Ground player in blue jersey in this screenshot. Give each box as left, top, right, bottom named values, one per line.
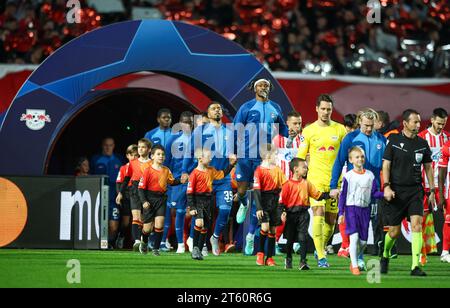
left=144, top=108, right=173, bottom=149
left=90, top=137, right=123, bottom=249
left=160, top=111, right=194, bottom=253
left=233, top=79, right=290, bottom=225
left=182, top=102, right=235, bottom=256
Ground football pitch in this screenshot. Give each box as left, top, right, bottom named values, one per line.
left=0, top=249, right=449, bottom=288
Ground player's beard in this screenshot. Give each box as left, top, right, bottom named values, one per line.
left=258, top=89, right=269, bottom=100
left=213, top=112, right=222, bottom=122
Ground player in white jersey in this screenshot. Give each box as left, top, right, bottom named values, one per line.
left=272, top=111, right=303, bottom=254
left=417, top=108, right=449, bottom=264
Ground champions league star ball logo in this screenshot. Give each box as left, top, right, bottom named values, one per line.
left=20, top=109, right=51, bottom=131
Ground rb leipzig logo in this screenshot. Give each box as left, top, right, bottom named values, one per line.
left=20, top=109, right=51, bottom=131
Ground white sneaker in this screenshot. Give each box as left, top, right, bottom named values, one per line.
left=187, top=237, right=193, bottom=253
left=210, top=236, right=220, bottom=256
left=133, top=240, right=141, bottom=252
left=202, top=246, right=208, bottom=257
left=176, top=243, right=185, bottom=254
left=441, top=253, right=450, bottom=263
left=326, top=245, right=335, bottom=255
left=165, top=240, right=172, bottom=250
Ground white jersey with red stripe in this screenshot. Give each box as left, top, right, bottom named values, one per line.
left=418, top=129, right=450, bottom=189
left=438, top=139, right=450, bottom=199
left=272, top=134, right=303, bottom=179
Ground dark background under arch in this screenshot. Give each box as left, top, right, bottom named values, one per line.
left=47, top=88, right=198, bottom=175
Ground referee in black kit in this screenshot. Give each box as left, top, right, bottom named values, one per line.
left=380, top=109, right=435, bottom=277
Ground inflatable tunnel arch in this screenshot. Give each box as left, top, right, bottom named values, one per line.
left=0, top=20, right=293, bottom=175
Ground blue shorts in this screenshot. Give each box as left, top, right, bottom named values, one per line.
left=214, top=189, right=234, bottom=210
left=235, top=159, right=261, bottom=183
left=166, top=186, right=173, bottom=208
left=169, top=184, right=188, bottom=209
left=109, top=202, right=120, bottom=221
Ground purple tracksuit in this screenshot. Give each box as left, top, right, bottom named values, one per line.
left=338, top=169, right=384, bottom=241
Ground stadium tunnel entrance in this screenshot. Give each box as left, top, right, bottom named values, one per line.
left=0, top=20, right=292, bottom=176
left=46, top=87, right=199, bottom=175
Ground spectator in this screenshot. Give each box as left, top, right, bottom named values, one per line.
left=74, top=156, right=90, bottom=176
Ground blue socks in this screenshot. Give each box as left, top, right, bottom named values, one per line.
left=161, top=206, right=172, bottom=244
left=213, top=208, right=231, bottom=238
left=175, top=208, right=186, bottom=243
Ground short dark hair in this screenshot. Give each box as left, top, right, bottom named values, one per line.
left=432, top=108, right=448, bottom=119
left=343, top=113, right=357, bottom=128
left=180, top=111, right=194, bottom=120
left=402, top=109, right=420, bottom=122
left=207, top=101, right=222, bottom=111
left=377, top=110, right=390, bottom=127
left=289, top=157, right=306, bottom=173
left=287, top=110, right=302, bottom=120
left=126, top=144, right=138, bottom=155
left=75, top=156, right=89, bottom=172
left=316, top=94, right=334, bottom=107
left=151, top=144, right=165, bottom=156
left=157, top=108, right=171, bottom=118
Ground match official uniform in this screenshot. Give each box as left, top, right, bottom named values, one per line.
left=382, top=133, right=432, bottom=226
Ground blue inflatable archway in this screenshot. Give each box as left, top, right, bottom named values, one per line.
left=0, top=20, right=293, bottom=175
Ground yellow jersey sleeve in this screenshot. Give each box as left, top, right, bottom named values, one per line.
left=297, top=125, right=311, bottom=159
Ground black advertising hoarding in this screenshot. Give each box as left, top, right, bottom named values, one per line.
left=1, top=176, right=108, bottom=250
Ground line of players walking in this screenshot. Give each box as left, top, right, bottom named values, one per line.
left=102, top=80, right=449, bottom=277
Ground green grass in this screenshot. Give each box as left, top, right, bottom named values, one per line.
left=0, top=249, right=448, bottom=288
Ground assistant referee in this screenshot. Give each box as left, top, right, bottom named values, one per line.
left=380, top=109, right=435, bottom=277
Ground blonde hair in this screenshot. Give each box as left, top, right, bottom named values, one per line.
left=348, top=146, right=365, bottom=157
left=260, top=143, right=276, bottom=159
left=357, top=108, right=379, bottom=123
left=194, top=147, right=211, bottom=159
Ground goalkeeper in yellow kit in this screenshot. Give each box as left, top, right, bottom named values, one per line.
left=297, top=94, right=347, bottom=267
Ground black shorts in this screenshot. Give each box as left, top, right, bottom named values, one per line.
left=129, top=181, right=141, bottom=211
left=192, top=194, right=214, bottom=228
left=284, top=207, right=310, bottom=241
left=142, top=192, right=167, bottom=224
left=259, top=192, right=283, bottom=227
left=382, top=185, right=424, bottom=226
left=120, top=192, right=132, bottom=217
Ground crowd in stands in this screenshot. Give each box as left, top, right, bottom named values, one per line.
left=1, top=0, right=449, bottom=77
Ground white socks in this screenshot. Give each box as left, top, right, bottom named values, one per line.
left=349, top=233, right=359, bottom=267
